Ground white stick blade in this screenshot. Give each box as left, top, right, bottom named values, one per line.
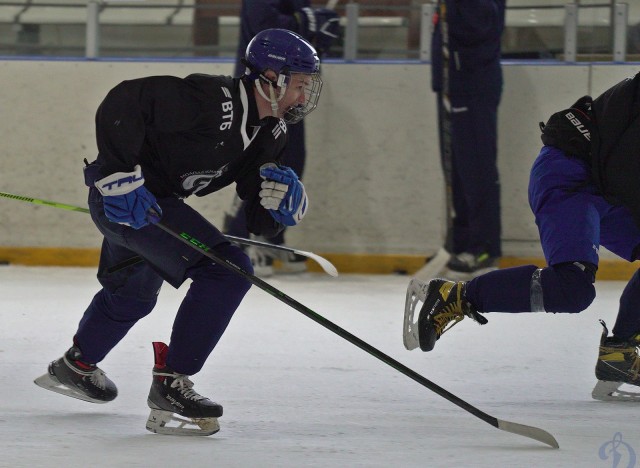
left=497, top=419, right=559, bottom=449
left=295, top=250, right=339, bottom=277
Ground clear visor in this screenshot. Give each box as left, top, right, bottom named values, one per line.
left=283, top=72, right=323, bottom=124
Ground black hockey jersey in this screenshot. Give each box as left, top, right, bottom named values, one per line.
left=93, top=74, right=288, bottom=236
left=591, top=72, right=640, bottom=225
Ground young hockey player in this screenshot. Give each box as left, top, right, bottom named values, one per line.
left=404, top=72, right=640, bottom=401
left=34, top=28, right=322, bottom=435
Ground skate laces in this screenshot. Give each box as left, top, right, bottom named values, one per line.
left=432, top=283, right=487, bottom=337
left=600, top=343, right=640, bottom=379
left=170, top=374, right=206, bottom=401
left=63, top=355, right=108, bottom=389
left=90, top=369, right=108, bottom=389
left=432, top=301, right=465, bottom=337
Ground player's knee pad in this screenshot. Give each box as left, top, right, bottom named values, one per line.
left=531, top=262, right=596, bottom=313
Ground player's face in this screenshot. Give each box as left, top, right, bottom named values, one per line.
left=278, top=73, right=312, bottom=117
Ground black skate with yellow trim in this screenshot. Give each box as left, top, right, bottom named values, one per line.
left=592, top=320, right=640, bottom=401
left=404, top=278, right=487, bottom=352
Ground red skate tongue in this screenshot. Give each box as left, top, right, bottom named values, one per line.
left=152, top=341, right=169, bottom=369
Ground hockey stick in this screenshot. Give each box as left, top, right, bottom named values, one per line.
left=224, top=234, right=337, bottom=277
left=152, top=216, right=559, bottom=449
left=0, top=191, right=338, bottom=277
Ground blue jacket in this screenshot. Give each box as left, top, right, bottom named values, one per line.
left=431, top=0, right=505, bottom=95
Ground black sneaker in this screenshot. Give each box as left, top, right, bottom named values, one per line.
left=34, top=346, right=117, bottom=403
left=445, top=252, right=499, bottom=280
left=592, top=320, right=640, bottom=401
left=417, top=279, right=488, bottom=352
left=146, top=342, right=222, bottom=436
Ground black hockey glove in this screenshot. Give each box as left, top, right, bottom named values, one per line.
left=539, top=96, right=593, bottom=161
left=296, top=7, right=340, bottom=55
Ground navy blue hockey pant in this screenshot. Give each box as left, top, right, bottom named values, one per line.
left=74, top=187, right=252, bottom=375
left=465, top=146, right=640, bottom=338
left=440, top=91, right=502, bottom=257
left=225, top=120, right=305, bottom=244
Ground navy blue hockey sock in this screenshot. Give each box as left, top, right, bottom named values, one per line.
left=465, top=265, right=537, bottom=312
left=465, top=263, right=595, bottom=313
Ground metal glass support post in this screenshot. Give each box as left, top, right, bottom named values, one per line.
left=613, top=3, right=629, bottom=62
left=344, top=2, right=359, bottom=62
left=419, top=3, right=435, bottom=62
left=564, top=3, right=578, bottom=63
left=85, top=0, right=100, bottom=58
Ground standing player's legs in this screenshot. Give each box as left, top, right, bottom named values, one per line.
left=227, top=122, right=307, bottom=275
left=449, top=92, right=501, bottom=260
left=266, top=121, right=305, bottom=247
left=224, top=121, right=306, bottom=244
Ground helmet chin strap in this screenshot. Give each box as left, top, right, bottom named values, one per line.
left=255, top=76, right=287, bottom=118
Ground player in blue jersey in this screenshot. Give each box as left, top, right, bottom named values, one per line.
left=404, top=72, right=640, bottom=402
left=34, top=29, right=323, bottom=435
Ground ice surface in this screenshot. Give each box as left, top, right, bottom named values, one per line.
left=1, top=266, right=639, bottom=467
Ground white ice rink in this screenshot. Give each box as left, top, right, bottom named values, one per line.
left=1, top=265, right=639, bottom=468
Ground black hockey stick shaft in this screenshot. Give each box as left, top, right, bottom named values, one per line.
left=153, top=218, right=559, bottom=448
left=0, top=191, right=337, bottom=276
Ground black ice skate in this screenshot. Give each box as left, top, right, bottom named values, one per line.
left=403, top=278, right=487, bottom=351
left=592, top=320, right=640, bottom=401
left=33, top=346, right=117, bottom=403
left=146, top=342, right=223, bottom=436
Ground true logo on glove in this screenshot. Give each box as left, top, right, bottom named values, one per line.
left=99, top=173, right=143, bottom=191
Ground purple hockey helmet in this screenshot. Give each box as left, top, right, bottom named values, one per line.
left=243, top=28, right=322, bottom=123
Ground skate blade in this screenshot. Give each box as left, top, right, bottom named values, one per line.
left=403, top=278, right=430, bottom=350
left=146, top=409, right=220, bottom=436
left=34, top=372, right=109, bottom=404
left=592, top=380, right=640, bottom=401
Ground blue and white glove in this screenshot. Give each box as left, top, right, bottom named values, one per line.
left=94, top=164, right=162, bottom=230
left=259, top=163, right=308, bottom=226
